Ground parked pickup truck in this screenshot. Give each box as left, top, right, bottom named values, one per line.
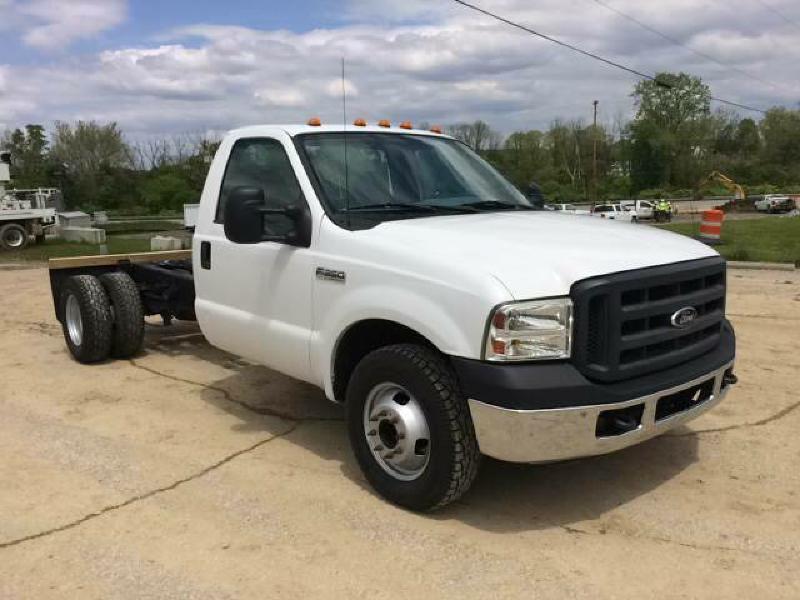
left=47, top=123, right=737, bottom=511
left=754, top=194, right=796, bottom=214
left=545, top=203, right=591, bottom=215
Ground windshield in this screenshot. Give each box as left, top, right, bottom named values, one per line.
left=296, top=133, right=530, bottom=224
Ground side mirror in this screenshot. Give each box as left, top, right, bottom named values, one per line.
left=224, top=187, right=312, bottom=247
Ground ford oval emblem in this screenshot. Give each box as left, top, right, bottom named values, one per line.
left=671, top=306, right=698, bottom=328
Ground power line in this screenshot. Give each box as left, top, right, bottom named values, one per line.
left=591, top=0, right=784, bottom=91
left=449, top=0, right=768, bottom=114
left=754, top=0, right=800, bottom=31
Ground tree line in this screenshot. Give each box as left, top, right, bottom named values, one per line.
left=1, top=122, right=220, bottom=214
left=2, top=72, right=799, bottom=213
left=452, top=72, right=800, bottom=202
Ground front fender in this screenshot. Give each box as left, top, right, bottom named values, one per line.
left=312, top=284, right=493, bottom=401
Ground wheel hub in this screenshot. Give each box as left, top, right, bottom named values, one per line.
left=363, top=383, right=430, bottom=481
left=65, top=293, right=84, bottom=347
left=3, top=228, right=25, bottom=248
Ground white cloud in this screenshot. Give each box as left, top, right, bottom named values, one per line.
left=13, top=0, right=126, bottom=49
left=255, top=87, right=306, bottom=108
left=1, top=0, right=799, bottom=137
left=325, top=79, right=359, bottom=98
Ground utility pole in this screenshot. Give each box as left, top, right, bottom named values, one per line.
left=592, top=100, right=599, bottom=207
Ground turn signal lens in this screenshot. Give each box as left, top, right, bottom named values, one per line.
left=353, top=118, right=367, bottom=126
left=430, top=125, right=443, bottom=134
left=307, top=117, right=322, bottom=126
left=378, top=119, right=391, bottom=128
left=491, top=340, right=507, bottom=355
left=399, top=121, right=413, bottom=130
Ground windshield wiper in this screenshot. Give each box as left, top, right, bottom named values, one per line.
left=341, top=203, right=477, bottom=214
left=341, top=203, right=436, bottom=213
left=459, top=200, right=535, bottom=211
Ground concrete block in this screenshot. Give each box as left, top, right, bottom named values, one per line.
left=150, top=235, right=183, bottom=251
left=93, top=211, right=109, bottom=224
left=59, top=211, right=91, bottom=228
left=62, top=227, right=107, bottom=244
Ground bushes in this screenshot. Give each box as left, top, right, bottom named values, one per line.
left=140, top=170, right=198, bottom=214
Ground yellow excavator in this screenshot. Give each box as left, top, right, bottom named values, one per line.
left=697, top=171, right=746, bottom=205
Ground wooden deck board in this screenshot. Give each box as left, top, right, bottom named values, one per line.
left=48, top=250, right=192, bottom=270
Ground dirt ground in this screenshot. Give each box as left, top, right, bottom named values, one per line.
left=0, top=266, right=798, bottom=599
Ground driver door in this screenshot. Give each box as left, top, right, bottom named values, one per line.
left=194, top=135, right=315, bottom=382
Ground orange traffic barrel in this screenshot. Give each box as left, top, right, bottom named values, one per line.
left=699, top=209, right=724, bottom=242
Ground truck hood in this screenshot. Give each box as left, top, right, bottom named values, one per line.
left=370, top=212, right=718, bottom=299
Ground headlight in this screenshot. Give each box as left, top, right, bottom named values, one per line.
left=485, top=298, right=573, bottom=361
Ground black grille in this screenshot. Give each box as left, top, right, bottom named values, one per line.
left=572, top=257, right=727, bottom=382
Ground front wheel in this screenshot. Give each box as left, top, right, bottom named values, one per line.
left=346, top=344, right=481, bottom=511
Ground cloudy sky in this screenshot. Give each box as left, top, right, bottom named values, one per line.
left=0, top=0, right=798, bottom=139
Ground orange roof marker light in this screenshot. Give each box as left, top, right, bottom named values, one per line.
left=353, top=118, right=367, bottom=127
left=430, top=125, right=443, bottom=134
left=378, top=119, right=391, bottom=128
left=307, top=117, right=322, bottom=126
left=399, top=121, right=413, bottom=130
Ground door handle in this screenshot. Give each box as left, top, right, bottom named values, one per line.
left=200, top=241, right=211, bottom=269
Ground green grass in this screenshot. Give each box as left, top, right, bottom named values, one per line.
left=658, top=216, right=800, bottom=266
left=1, top=236, right=152, bottom=262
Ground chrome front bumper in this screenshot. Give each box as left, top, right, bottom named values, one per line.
left=468, top=362, right=734, bottom=463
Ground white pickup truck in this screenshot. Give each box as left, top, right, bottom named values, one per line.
left=47, top=123, right=737, bottom=510
left=754, top=194, right=796, bottom=213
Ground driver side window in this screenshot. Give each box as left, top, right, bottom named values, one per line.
left=216, top=138, right=303, bottom=231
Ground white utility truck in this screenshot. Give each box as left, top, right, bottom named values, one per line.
left=0, top=151, right=58, bottom=250
left=47, top=123, right=737, bottom=510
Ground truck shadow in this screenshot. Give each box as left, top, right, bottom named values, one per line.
left=441, top=435, right=699, bottom=533
left=143, top=322, right=700, bottom=533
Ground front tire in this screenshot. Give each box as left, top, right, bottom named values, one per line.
left=60, top=275, right=113, bottom=363
left=346, top=344, right=480, bottom=511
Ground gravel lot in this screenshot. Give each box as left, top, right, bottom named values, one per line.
left=0, top=265, right=798, bottom=599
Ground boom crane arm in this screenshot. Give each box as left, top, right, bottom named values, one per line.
left=697, top=171, right=746, bottom=204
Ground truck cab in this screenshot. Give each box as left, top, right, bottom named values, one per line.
left=50, top=122, right=737, bottom=511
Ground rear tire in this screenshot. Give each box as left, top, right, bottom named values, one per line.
left=100, top=271, right=145, bottom=358
left=60, top=275, right=113, bottom=363
left=0, top=224, right=29, bottom=250
left=346, top=344, right=481, bottom=511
